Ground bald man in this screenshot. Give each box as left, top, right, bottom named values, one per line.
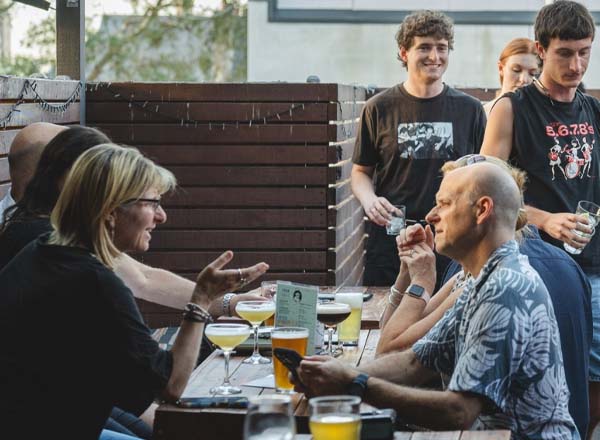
left=293, top=163, right=578, bottom=438
left=0, top=122, right=66, bottom=222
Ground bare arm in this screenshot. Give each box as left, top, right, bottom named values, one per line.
left=480, top=97, right=514, bottom=160
left=351, top=164, right=394, bottom=226
left=162, top=251, right=268, bottom=401
left=377, top=274, right=461, bottom=355
left=297, top=351, right=483, bottom=430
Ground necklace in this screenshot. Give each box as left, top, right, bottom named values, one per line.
left=533, top=77, right=555, bottom=106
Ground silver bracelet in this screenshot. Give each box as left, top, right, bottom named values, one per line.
left=388, top=285, right=403, bottom=307
left=222, top=293, right=236, bottom=316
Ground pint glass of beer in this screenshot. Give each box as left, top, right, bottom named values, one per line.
left=271, top=327, right=309, bottom=393
left=309, top=395, right=361, bottom=440
left=335, top=292, right=363, bottom=346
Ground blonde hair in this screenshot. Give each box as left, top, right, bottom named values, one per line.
left=441, top=155, right=528, bottom=233
left=49, top=143, right=176, bottom=268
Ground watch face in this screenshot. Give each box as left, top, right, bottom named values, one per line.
left=407, top=284, right=425, bottom=297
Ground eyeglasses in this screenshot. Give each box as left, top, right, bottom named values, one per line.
left=121, top=198, right=162, bottom=212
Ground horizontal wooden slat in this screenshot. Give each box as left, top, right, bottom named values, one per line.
left=0, top=130, right=18, bottom=155
left=87, top=82, right=364, bottom=102
left=0, top=77, right=81, bottom=100
left=0, top=103, right=80, bottom=128
left=138, top=144, right=331, bottom=165
left=164, top=187, right=326, bottom=208
left=0, top=157, right=9, bottom=182
left=149, top=230, right=328, bottom=250
left=169, top=165, right=328, bottom=186
left=174, top=272, right=330, bottom=289
left=138, top=251, right=327, bottom=271
left=94, top=123, right=335, bottom=145
left=159, top=208, right=326, bottom=229
left=87, top=102, right=330, bottom=123
left=0, top=183, right=9, bottom=198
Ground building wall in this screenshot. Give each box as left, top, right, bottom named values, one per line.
left=0, top=13, right=11, bottom=59
left=248, top=1, right=600, bottom=88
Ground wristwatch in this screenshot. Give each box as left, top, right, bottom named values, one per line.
left=405, top=284, right=431, bottom=304
left=347, top=373, right=369, bottom=398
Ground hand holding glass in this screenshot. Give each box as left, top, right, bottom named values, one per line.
left=564, top=200, right=600, bottom=255
left=205, top=323, right=252, bottom=395
left=309, top=395, right=362, bottom=440
left=235, top=300, right=276, bottom=364
left=271, top=327, right=309, bottom=393
left=386, top=205, right=406, bottom=235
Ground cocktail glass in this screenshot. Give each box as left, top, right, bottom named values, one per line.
left=236, top=300, right=276, bottom=364
left=316, top=302, right=351, bottom=356
left=205, top=323, right=252, bottom=395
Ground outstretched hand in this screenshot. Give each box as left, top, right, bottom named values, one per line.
left=192, top=251, right=269, bottom=306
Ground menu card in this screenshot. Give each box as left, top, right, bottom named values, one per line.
left=274, top=281, right=319, bottom=355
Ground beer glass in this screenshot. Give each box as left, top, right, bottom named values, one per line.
left=564, top=200, right=600, bottom=255
left=205, top=323, right=252, bottom=395
left=309, top=395, right=362, bottom=440
left=243, top=395, right=296, bottom=440
left=316, top=302, right=351, bottom=356
left=386, top=204, right=406, bottom=235
left=236, top=300, right=276, bottom=364
left=335, top=292, right=363, bottom=346
left=271, top=327, right=309, bottom=393
left=261, top=281, right=277, bottom=326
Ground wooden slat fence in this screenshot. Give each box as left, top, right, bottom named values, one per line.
left=86, top=82, right=367, bottom=295
left=0, top=76, right=81, bottom=198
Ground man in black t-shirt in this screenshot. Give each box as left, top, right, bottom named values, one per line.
left=351, top=10, right=486, bottom=287
left=482, top=1, right=600, bottom=437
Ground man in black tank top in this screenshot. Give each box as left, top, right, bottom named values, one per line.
left=481, top=1, right=599, bottom=437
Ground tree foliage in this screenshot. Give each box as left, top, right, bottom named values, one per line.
left=2, top=0, right=247, bottom=81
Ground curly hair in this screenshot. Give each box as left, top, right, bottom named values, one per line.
left=535, top=1, right=595, bottom=49
left=395, top=10, right=454, bottom=68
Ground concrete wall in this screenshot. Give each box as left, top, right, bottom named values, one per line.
left=248, top=1, right=600, bottom=89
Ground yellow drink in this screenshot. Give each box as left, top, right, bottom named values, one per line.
left=236, top=305, right=275, bottom=325
left=205, top=326, right=251, bottom=351
left=335, top=293, right=363, bottom=344
left=271, top=327, right=308, bottom=392
left=309, top=414, right=361, bottom=440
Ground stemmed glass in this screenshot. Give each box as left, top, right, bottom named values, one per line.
left=316, top=302, right=351, bottom=356
left=235, top=300, right=276, bottom=364
left=204, top=323, right=252, bottom=395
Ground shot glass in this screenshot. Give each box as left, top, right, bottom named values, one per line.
left=386, top=205, right=406, bottom=235
left=564, top=200, right=600, bottom=255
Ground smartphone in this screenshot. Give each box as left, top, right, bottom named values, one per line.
left=273, top=347, right=304, bottom=386
left=176, top=396, right=249, bottom=409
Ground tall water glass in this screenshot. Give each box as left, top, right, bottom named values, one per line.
left=309, top=395, right=362, bottom=440
left=335, top=291, right=363, bottom=346
left=564, top=200, right=600, bottom=255
left=243, top=395, right=296, bottom=440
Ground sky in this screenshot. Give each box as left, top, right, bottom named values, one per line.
left=9, top=0, right=225, bottom=55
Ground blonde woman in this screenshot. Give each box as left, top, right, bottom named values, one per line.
left=0, top=144, right=268, bottom=438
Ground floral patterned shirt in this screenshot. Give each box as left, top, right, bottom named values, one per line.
left=413, top=241, right=578, bottom=439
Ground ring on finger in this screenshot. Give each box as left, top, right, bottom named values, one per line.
left=237, top=268, right=247, bottom=284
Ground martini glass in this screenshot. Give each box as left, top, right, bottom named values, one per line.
left=316, top=302, right=351, bottom=356
left=236, top=300, right=276, bottom=364
left=205, top=323, right=252, bottom=395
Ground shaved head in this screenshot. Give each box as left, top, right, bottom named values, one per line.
left=8, top=123, right=66, bottom=201
left=451, top=162, right=522, bottom=231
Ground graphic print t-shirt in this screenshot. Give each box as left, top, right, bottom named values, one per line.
left=510, top=84, right=600, bottom=273
left=353, top=84, right=486, bottom=220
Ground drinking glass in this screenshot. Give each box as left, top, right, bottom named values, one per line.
left=235, top=300, right=276, bottom=364
left=335, top=291, right=363, bottom=346
left=261, top=281, right=278, bottom=326
left=564, top=200, right=600, bottom=255
left=316, top=302, right=351, bottom=356
left=205, top=323, right=252, bottom=395
left=309, top=395, right=362, bottom=440
left=271, top=327, right=309, bottom=393
left=243, top=395, right=296, bottom=440
left=386, top=204, right=406, bottom=235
